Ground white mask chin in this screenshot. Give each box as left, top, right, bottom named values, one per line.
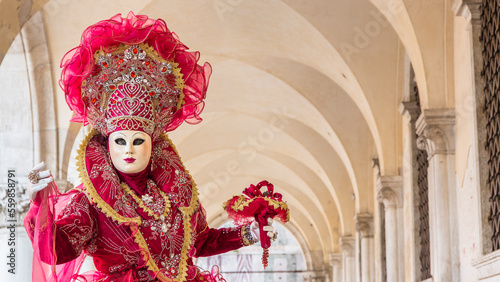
left=108, top=130, right=152, bottom=174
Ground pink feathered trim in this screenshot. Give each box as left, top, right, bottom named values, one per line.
left=60, top=11, right=211, bottom=132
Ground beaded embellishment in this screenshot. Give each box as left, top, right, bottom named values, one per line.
left=121, top=180, right=171, bottom=225
left=81, top=43, right=185, bottom=138
left=241, top=224, right=258, bottom=246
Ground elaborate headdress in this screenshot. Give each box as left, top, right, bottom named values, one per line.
left=60, top=12, right=211, bottom=139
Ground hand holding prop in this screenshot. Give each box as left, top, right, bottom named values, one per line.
left=223, top=180, right=290, bottom=268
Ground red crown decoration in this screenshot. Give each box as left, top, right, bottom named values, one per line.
left=82, top=44, right=184, bottom=137
left=60, top=12, right=211, bottom=137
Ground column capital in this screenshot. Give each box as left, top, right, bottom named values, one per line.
left=340, top=236, right=355, bottom=257
left=0, top=183, right=31, bottom=227
left=452, top=0, right=481, bottom=24
left=416, top=109, right=455, bottom=157
left=329, top=252, right=343, bottom=267
left=399, top=101, right=420, bottom=121
left=355, top=213, right=374, bottom=238
left=376, top=175, right=403, bottom=208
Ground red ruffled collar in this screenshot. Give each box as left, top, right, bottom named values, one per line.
left=77, top=130, right=197, bottom=221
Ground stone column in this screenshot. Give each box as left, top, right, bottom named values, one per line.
left=377, top=176, right=403, bottom=282
left=355, top=214, right=374, bottom=282
left=399, top=100, right=423, bottom=281
left=20, top=12, right=59, bottom=177
left=329, top=253, right=343, bottom=282
left=455, top=0, right=492, bottom=254
left=416, top=109, right=457, bottom=282
left=340, top=236, right=355, bottom=282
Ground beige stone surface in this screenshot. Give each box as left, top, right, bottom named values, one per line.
left=0, top=0, right=497, bottom=280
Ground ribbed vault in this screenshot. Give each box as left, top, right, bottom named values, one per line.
left=0, top=0, right=454, bottom=269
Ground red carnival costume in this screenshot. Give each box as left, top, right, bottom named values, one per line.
left=24, top=13, right=256, bottom=282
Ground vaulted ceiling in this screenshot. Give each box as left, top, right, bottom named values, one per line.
left=0, top=0, right=455, bottom=265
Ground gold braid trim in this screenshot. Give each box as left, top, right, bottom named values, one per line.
left=161, top=133, right=200, bottom=282
left=76, top=129, right=142, bottom=225
left=77, top=130, right=200, bottom=282
left=121, top=182, right=171, bottom=220
left=77, top=130, right=173, bottom=281
left=161, top=133, right=200, bottom=217
left=224, top=195, right=290, bottom=222
left=240, top=224, right=257, bottom=246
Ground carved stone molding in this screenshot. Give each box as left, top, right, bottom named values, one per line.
left=355, top=213, right=374, bottom=238
left=329, top=252, right=343, bottom=267
left=340, top=236, right=355, bottom=257
left=399, top=101, right=420, bottom=121
left=0, top=183, right=31, bottom=227
left=416, top=109, right=455, bottom=157
left=453, top=0, right=481, bottom=24
left=376, top=175, right=403, bottom=208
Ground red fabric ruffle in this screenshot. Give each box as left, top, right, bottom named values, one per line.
left=59, top=11, right=211, bottom=132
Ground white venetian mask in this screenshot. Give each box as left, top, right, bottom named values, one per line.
left=108, top=130, right=152, bottom=174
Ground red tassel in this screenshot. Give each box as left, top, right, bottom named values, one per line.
left=262, top=248, right=269, bottom=268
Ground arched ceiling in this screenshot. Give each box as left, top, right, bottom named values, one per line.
left=0, top=0, right=454, bottom=265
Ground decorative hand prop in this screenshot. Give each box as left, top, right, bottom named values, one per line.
left=250, top=218, right=275, bottom=243
left=27, top=162, right=54, bottom=200
left=224, top=180, right=290, bottom=268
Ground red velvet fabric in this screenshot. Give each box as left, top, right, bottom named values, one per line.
left=26, top=184, right=246, bottom=281
left=24, top=133, right=247, bottom=281
left=115, top=161, right=151, bottom=195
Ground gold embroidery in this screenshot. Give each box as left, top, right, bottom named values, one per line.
left=121, top=182, right=171, bottom=221
left=223, top=195, right=291, bottom=222
left=162, top=133, right=200, bottom=282
left=240, top=225, right=256, bottom=246
left=76, top=129, right=200, bottom=282
left=76, top=129, right=141, bottom=225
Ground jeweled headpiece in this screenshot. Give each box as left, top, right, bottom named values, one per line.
left=60, top=12, right=211, bottom=139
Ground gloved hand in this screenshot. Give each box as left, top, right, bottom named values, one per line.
left=250, top=218, right=276, bottom=242
left=27, top=162, right=53, bottom=200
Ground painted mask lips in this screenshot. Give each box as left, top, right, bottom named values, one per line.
left=124, top=158, right=136, bottom=163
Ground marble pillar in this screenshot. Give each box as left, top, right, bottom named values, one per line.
left=377, top=176, right=403, bottom=282
left=329, top=253, right=343, bottom=282
left=340, top=236, right=355, bottom=282
left=455, top=0, right=492, bottom=255
left=355, top=214, right=374, bottom=282
left=416, top=109, right=457, bottom=282
left=399, top=100, right=423, bottom=281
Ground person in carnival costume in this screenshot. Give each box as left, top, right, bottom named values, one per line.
left=24, top=12, right=275, bottom=282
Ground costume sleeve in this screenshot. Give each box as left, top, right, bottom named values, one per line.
left=52, top=191, right=95, bottom=263
left=24, top=185, right=95, bottom=265
left=24, top=183, right=92, bottom=282
left=190, top=203, right=255, bottom=258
